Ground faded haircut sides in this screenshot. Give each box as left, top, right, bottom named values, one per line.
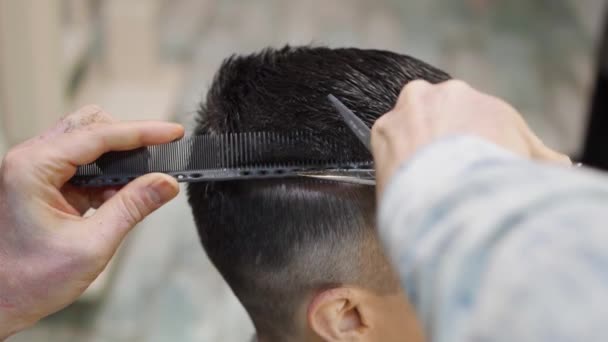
left=187, top=46, right=449, bottom=339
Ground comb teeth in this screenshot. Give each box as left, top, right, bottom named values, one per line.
left=71, top=130, right=372, bottom=186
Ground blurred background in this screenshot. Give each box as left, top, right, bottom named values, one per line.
left=0, top=0, right=605, bottom=341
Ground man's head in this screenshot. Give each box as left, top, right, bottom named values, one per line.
left=187, top=46, right=449, bottom=341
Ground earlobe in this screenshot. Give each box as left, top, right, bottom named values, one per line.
left=308, top=287, right=366, bottom=341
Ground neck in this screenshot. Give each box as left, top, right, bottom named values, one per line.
left=255, top=332, right=289, bottom=342
left=256, top=329, right=323, bottom=342
left=255, top=329, right=283, bottom=342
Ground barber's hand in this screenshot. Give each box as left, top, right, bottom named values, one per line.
left=0, top=105, right=184, bottom=338
left=372, top=80, right=571, bottom=196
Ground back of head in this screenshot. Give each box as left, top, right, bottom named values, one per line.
left=187, top=46, right=449, bottom=340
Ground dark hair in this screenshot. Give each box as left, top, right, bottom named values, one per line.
left=187, top=46, right=449, bottom=338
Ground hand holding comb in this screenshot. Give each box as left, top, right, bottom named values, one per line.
left=71, top=95, right=375, bottom=186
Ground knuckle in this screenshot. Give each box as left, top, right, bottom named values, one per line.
left=2, top=148, right=20, bottom=167
left=398, top=80, right=431, bottom=104
left=370, top=124, right=383, bottom=150
left=115, top=192, right=153, bottom=227
left=117, top=197, right=144, bottom=227
left=74, top=105, right=114, bottom=127
left=1, top=149, right=27, bottom=182
left=408, top=79, right=431, bottom=88
left=90, top=128, right=111, bottom=148
left=78, top=104, right=104, bottom=116
left=371, top=125, right=381, bottom=144
left=371, top=114, right=397, bottom=148
left=372, top=115, right=389, bottom=134
left=64, top=105, right=114, bottom=131
left=407, top=79, right=432, bottom=93
left=63, top=104, right=102, bottom=121
left=400, top=80, right=423, bottom=96
left=444, top=79, right=470, bottom=90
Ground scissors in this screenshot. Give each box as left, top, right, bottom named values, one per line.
left=299, top=94, right=376, bottom=185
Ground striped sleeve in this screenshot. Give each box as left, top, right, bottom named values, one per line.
left=378, top=135, right=608, bottom=342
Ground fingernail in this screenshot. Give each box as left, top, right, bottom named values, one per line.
left=149, top=177, right=178, bottom=205
left=167, top=123, right=184, bottom=131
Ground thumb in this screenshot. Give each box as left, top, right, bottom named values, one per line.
left=89, top=173, right=179, bottom=253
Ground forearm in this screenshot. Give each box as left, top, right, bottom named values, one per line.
left=378, top=136, right=608, bottom=341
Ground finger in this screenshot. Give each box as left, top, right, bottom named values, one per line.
left=16, top=106, right=116, bottom=150
left=38, top=121, right=184, bottom=187
left=394, top=79, right=432, bottom=110
left=531, top=140, right=572, bottom=165
left=88, top=173, right=179, bottom=257
left=59, top=121, right=184, bottom=164
left=517, top=118, right=572, bottom=165
left=44, top=105, right=116, bottom=139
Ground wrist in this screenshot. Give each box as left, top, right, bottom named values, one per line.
left=0, top=269, right=35, bottom=339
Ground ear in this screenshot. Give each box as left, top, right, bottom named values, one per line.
left=307, top=287, right=367, bottom=341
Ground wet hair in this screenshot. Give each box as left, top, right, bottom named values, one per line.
left=187, top=46, right=449, bottom=339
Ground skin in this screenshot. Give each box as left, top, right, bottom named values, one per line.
left=0, top=105, right=184, bottom=339
left=252, top=285, right=423, bottom=342
left=305, top=287, right=424, bottom=342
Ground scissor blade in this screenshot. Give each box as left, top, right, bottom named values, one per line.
left=298, top=169, right=376, bottom=185
left=300, top=175, right=376, bottom=185
left=328, top=94, right=372, bottom=151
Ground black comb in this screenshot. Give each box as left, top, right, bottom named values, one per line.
left=71, top=130, right=372, bottom=187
